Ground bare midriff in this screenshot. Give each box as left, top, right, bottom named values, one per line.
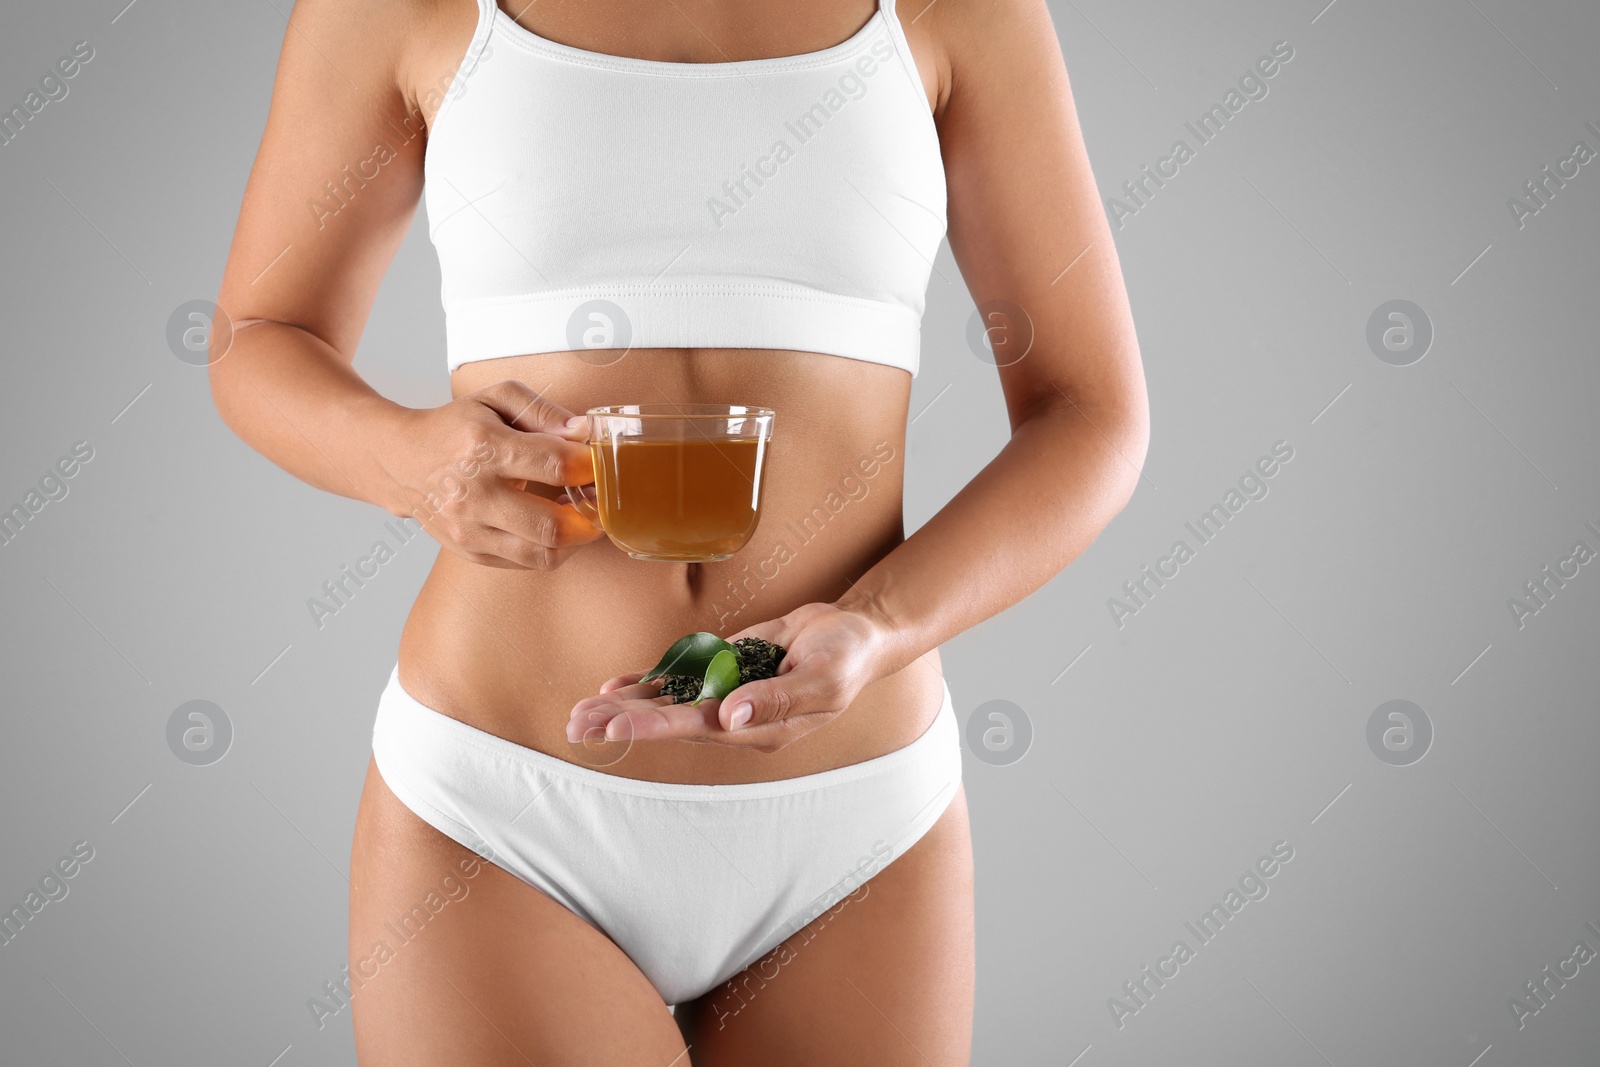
left=395, top=347, right=945, bottom=785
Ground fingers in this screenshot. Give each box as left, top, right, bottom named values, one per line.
left=579, top=701, right=815, bottom=751
left=565, top=691, right=825, bottom=750
left=448, top=523, right=593, bottom=571
left=598, top=672, right=649, bottom=694
left=440, top=544, right=538, bottom=570
left=566, top=698, right=804, bottom=750
left=573, top=679, right=661, bottom=706
left=565, top=697, right=718, bottom=744
left=484, top=483, right=606, bottom=549
left=466, top=381, right=594, bottom=489
left=717, top=663, right=847, bottom=733
left=481, top=421, right=594, bottom=488
left=387, top=382, right=609, bottom=569
left=470, top=380, right=586, bottom=439
left=566, top=632, right=856, bottom=750
left=425, top=485, right=605, bottom=568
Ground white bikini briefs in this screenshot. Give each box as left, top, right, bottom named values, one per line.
left=370, top=664, right=963, bottom=1005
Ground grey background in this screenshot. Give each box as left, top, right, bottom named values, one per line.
left=2, top=0, right=1597, bottom=1064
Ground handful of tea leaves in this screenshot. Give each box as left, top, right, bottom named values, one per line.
left=642, top=632, right=787, bottom=706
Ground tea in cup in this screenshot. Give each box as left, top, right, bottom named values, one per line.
left=564, top=404, right=775, bottom=563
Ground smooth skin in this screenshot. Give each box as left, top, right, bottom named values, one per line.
left=213, top=0, right=1148, bottom=1063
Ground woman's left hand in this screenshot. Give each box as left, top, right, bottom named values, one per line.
left=565, top=601, right=892, bottom=753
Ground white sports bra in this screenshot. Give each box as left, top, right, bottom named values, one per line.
left=424, top=0, right=947, bottom=376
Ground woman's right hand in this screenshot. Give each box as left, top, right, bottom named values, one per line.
left=368, top=380, right=607, bottom=570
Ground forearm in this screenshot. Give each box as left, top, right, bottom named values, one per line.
left=838, top=390, right=1147, bottom=675
left=210, top=321, right=410, bottom=513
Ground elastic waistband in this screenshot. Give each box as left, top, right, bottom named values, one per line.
left=373, top=664, right=958, bottom=802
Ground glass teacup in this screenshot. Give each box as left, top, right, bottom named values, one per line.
left=563, top=404, right=775, bottom=563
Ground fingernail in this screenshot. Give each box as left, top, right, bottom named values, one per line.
left=564, top=414, right=588, bottom=432
left=728, top=702, right=753, bottom=730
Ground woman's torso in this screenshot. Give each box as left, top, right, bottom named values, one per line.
left=396, top=0, right=947, bottom=785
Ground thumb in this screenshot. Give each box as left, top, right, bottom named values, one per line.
left=719, top=673, right=818, bottom=732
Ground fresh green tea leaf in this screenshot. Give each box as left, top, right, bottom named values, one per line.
left=641, top=631, right=737, bottom=683
left=692, top=649, right=743, bottom=706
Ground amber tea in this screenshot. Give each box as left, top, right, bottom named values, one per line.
left=589, top=438, right=766, bottom=561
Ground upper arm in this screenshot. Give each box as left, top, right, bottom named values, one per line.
left=217, top=0, right=471, bottom=358
left=926, top=0, right=1148, bottom=440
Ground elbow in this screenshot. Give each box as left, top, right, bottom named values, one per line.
left=1103, top=341, right=1151, bottom=512
left=207, top=354, right=245, bottom=441
left=1042, top=368, right=1150, bottom=514
left=206, top=317, right=261, bottom=443
left=1117, top=395, right=1151, bottom=507
left=1102, top=410, right=1148, bottom=519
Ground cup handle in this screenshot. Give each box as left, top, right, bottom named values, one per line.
left=563, top=484, right=602, bottom=527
